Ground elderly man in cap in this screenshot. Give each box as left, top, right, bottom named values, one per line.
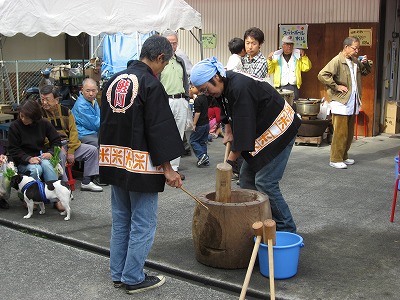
left=267, top=35, right=312, bottom=100
left=191, top=57, right=301, bottom=233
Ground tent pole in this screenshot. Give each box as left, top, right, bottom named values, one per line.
left=82, top=33, right=86, bottom=77
left=0, top=34, right=5, bottom=104
left=189, top=29, right=203, bottom=60
left=199, top=29, right=203, bottom=60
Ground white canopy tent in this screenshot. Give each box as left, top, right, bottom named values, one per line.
left=0, top=0, right=203, bottom=67
left=0, top=0, right=202, bottom=36
left=0, top=0, right=202, bottom=103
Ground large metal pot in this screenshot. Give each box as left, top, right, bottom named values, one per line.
left=277, top=89, right=294, bottom=107
left=295, top=98, right=321, bottom=116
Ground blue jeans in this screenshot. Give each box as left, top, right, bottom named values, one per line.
left=18, top=159, right=58, bottom=181
left=110, top=185, right=158, bottom=285
left=189, top=123, right=209, bottom=159
left=240, top=138, right=296, bottom=233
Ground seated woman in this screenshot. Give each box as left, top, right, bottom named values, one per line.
left=7, top=100, right=63, bottom=210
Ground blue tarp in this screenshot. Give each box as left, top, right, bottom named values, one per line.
left=102, top=32, right=155, bottom=78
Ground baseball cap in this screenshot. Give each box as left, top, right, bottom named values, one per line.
left=282, top=35, right=294, bottom=44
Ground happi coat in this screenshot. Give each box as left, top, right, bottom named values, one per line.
left=99, top=60, right=185, bottom=192
left=220, top=71, right=301, bottom=172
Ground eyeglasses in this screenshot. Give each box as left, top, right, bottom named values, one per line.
left=348, top=46, right=360, bottom=51
left=40, top=97, right=54, bottom=103
left=198, top=84, right=209, bottom=95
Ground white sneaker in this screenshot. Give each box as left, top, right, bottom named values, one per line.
left=329, top=162, right=347, bottom=169
left=81, top=182, right=103, bottom=192
left=344, top=159, right=355, bottom=165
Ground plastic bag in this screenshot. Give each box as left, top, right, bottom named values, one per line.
left=317, top=98, right=330, bottom=120
left=185, top=104, right=194, bottom=131
left=0, top=160, right=16, bottom=200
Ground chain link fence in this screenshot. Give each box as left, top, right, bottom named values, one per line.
left=0, top=59, right=88, bottom=105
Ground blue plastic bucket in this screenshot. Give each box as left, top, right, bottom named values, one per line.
left=256, top=232, right=304, bottom=279
left=395, top=157, right=400, bottom=190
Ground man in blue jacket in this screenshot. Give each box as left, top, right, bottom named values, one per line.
left=72, top=78, right=101, bottom=147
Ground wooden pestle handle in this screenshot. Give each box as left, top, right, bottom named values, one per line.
left=239, top=221, right=264, bottom=300
left=263, top=219, right=276, bottom=245
left=224, top=141, right=231, bottom=163
left=264, top=219, right=276, bottom=300
left=268, top=238, right=276, bottom=300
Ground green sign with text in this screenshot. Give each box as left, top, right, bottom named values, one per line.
left=202, top=34, right=217, bottom=49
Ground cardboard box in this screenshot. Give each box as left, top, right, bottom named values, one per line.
left=85, top=68, right=101, bottom=82
left=384, top=101, right=400, bottom=134
left=0, top=105, right=12, bottom=114
left=51, top=64, right=71, bottom=80
left=90, top=57, right=102, bottom=68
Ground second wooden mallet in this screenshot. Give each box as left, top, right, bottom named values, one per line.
left=264, top=219, right=276, bottom=300
left=239, top=221, right=264, bottom=300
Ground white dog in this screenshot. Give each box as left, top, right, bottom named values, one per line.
left=10, top=174, right=72, bottom=221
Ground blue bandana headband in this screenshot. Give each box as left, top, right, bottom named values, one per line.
left=191, top=56, right=226, bottom=86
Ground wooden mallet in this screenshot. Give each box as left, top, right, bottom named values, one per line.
left=215, top=141, right=232, bottom=203
left=239, top=221, right=264, bottom=300
left=264, top=219, right=276, bottom=300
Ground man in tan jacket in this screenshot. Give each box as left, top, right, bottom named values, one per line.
left=318, top=36, right=371, bottom=169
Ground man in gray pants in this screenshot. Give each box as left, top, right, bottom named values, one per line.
left=40, top=85, right=103, bottom=194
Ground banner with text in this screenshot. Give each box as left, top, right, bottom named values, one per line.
left=279, top=24, right=308, bottom=49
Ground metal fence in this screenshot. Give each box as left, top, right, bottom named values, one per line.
left=0, top=59, right=88, bottom=105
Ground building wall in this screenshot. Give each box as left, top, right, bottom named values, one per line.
left=2, top=33, right=65, bottom=60
left=179, top=0, right=380, bottom=65
left=378, top=0, right=400, bottom=134
left=0, top=0, right=382, bottom=65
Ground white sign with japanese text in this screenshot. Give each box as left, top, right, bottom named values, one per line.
left=279, top=24, right=309, bottom=49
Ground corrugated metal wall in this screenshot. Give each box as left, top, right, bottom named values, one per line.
left=179, top=0, right=380, bottom=66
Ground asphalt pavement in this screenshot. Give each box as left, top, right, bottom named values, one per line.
left=1, top=133, right=400, bottom=300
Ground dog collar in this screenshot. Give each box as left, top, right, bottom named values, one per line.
left=21, top=180, right=49, bottom=204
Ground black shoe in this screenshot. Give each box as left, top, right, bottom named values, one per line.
left=0, top=198, right=9, bottom=209
left=92, top=176, right=108, bottom=186
left=231, top=173, right=239, bottom=181
left=197, top=154, right=209, bottom=167
left=177, top=172, right=185, bottom=180
left=125, top=275, right=165, bottom=294
left=182, top=149, right=192, bottom=156
left=113, top=281, right=124, bottom=288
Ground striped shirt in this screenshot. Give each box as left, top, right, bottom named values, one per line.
left=242, top=52, right=268, bottom=79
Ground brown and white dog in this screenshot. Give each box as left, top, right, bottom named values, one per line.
left=10, top=174, right=72, bottom=221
